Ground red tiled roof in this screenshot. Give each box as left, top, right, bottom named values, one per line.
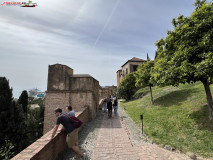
left=121, top=57, right=146, bottom=67
left=116, top=69, right=122, bottom=73
left=130, top=57, right=146, bottom=61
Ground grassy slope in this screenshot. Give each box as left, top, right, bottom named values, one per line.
left=120, top=82, right=213, bottom=158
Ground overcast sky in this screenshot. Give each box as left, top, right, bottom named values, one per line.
left=0, top=0, right=201, bottom=98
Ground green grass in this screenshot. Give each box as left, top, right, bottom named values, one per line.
left=120, top=82, right=213, bottom=158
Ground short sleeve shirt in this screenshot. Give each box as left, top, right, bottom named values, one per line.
left=68, top=110, right=75, bottom=117
left=56, top=114, right=75, bottom=134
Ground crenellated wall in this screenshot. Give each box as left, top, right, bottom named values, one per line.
left=47, top=64, right=73, bottom=91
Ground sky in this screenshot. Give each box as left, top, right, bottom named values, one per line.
left=0, top=0, right=201, bottom=98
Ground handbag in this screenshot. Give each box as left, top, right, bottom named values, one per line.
left=63, top=113, right=83, bottom=128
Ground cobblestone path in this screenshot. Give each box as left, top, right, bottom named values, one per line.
left=93, top=110, right=189, bottom=160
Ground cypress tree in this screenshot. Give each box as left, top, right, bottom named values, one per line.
left=12, top=101, right=26, bottom=152
left=147, top=53, right=150, bottom=61
left=154, top=50, right=158, bottom=60
left=0, top=77, right=26, bottom=154
left=0, top=77, right=15, bottom=145
left=18, top=90, right=28, bottom=117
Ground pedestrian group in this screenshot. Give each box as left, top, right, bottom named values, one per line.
left=104, top=96, right=118, bottom=118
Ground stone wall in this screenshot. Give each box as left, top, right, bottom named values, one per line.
left=99, top=86, right=116, bottom=101
left=12, top=108, right=90, bottom=160
left=47, top=64, right=73, bottom=91
left=116, top=70, right=122, bottom=87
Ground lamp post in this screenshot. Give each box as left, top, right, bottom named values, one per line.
left=140, top=114, right=143, bottom=135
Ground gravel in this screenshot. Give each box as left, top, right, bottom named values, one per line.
left=56, top=109, right=104, bottom=160
left=118, top=106, right=153, bottom=146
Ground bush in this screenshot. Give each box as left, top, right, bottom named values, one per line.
left=0, top=138, right=14, bottom=160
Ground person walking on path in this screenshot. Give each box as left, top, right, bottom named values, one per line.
left=66, top=105, right=75, bottom=117
left=50, top=108, right=86, bottom=160
left=113, top=98, right=118, bottom=116
left=103, top=99, right=107, bottom=113
left=107, top=98, right=112, bottom=118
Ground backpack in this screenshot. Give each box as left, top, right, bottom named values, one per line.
left=63, top=113, right=83, bottom=128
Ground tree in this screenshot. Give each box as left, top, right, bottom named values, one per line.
left=116, top=73, right=137, bottom=100
left=0, top=138, right=15, bottom=160
left=154, top=50, right=158, bottom=60
left=147, top=53, right=150, bottom=61
left=18, top=90, right=28, bottom=117
left=25, top=98, right=45, bottom=143
left=153, top=0, right=213, bottom=119
left=0, top=77, right=26, bottom=155
left=0, top=77, right=15, bottom=145
left=135, top=57, right=155, bottom=104
left=12, top=101, right=26, bottom=152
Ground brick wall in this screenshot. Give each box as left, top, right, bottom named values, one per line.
left=43, top=92, right=70, bottom=134
left=12, top=107, right=90, bottom=160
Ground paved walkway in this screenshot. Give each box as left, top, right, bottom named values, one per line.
left=93, top=112, right=189, bottom=160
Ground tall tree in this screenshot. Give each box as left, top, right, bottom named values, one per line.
left=135, top=59, right=154, bottom=104
left=0, top=77, right=26, bottom=155
left=153, top=0, right=213, bottom=119
left=18, top=90, right=28, bottom=117
left=147, top=53, right=150, bottom=61
left=0, top=77, right=15, bottom=145
left=154, top=50, right=158, bottom=60
left=12, top=101, right=26, bottom=153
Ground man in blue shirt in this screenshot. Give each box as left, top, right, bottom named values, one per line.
left=66, top=105, right=75, bottom=117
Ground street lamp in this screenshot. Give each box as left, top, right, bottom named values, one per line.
left=140, top=114, right=143, bottom=135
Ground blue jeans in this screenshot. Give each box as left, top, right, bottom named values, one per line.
left=113, top=106, right=118, bottom=116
